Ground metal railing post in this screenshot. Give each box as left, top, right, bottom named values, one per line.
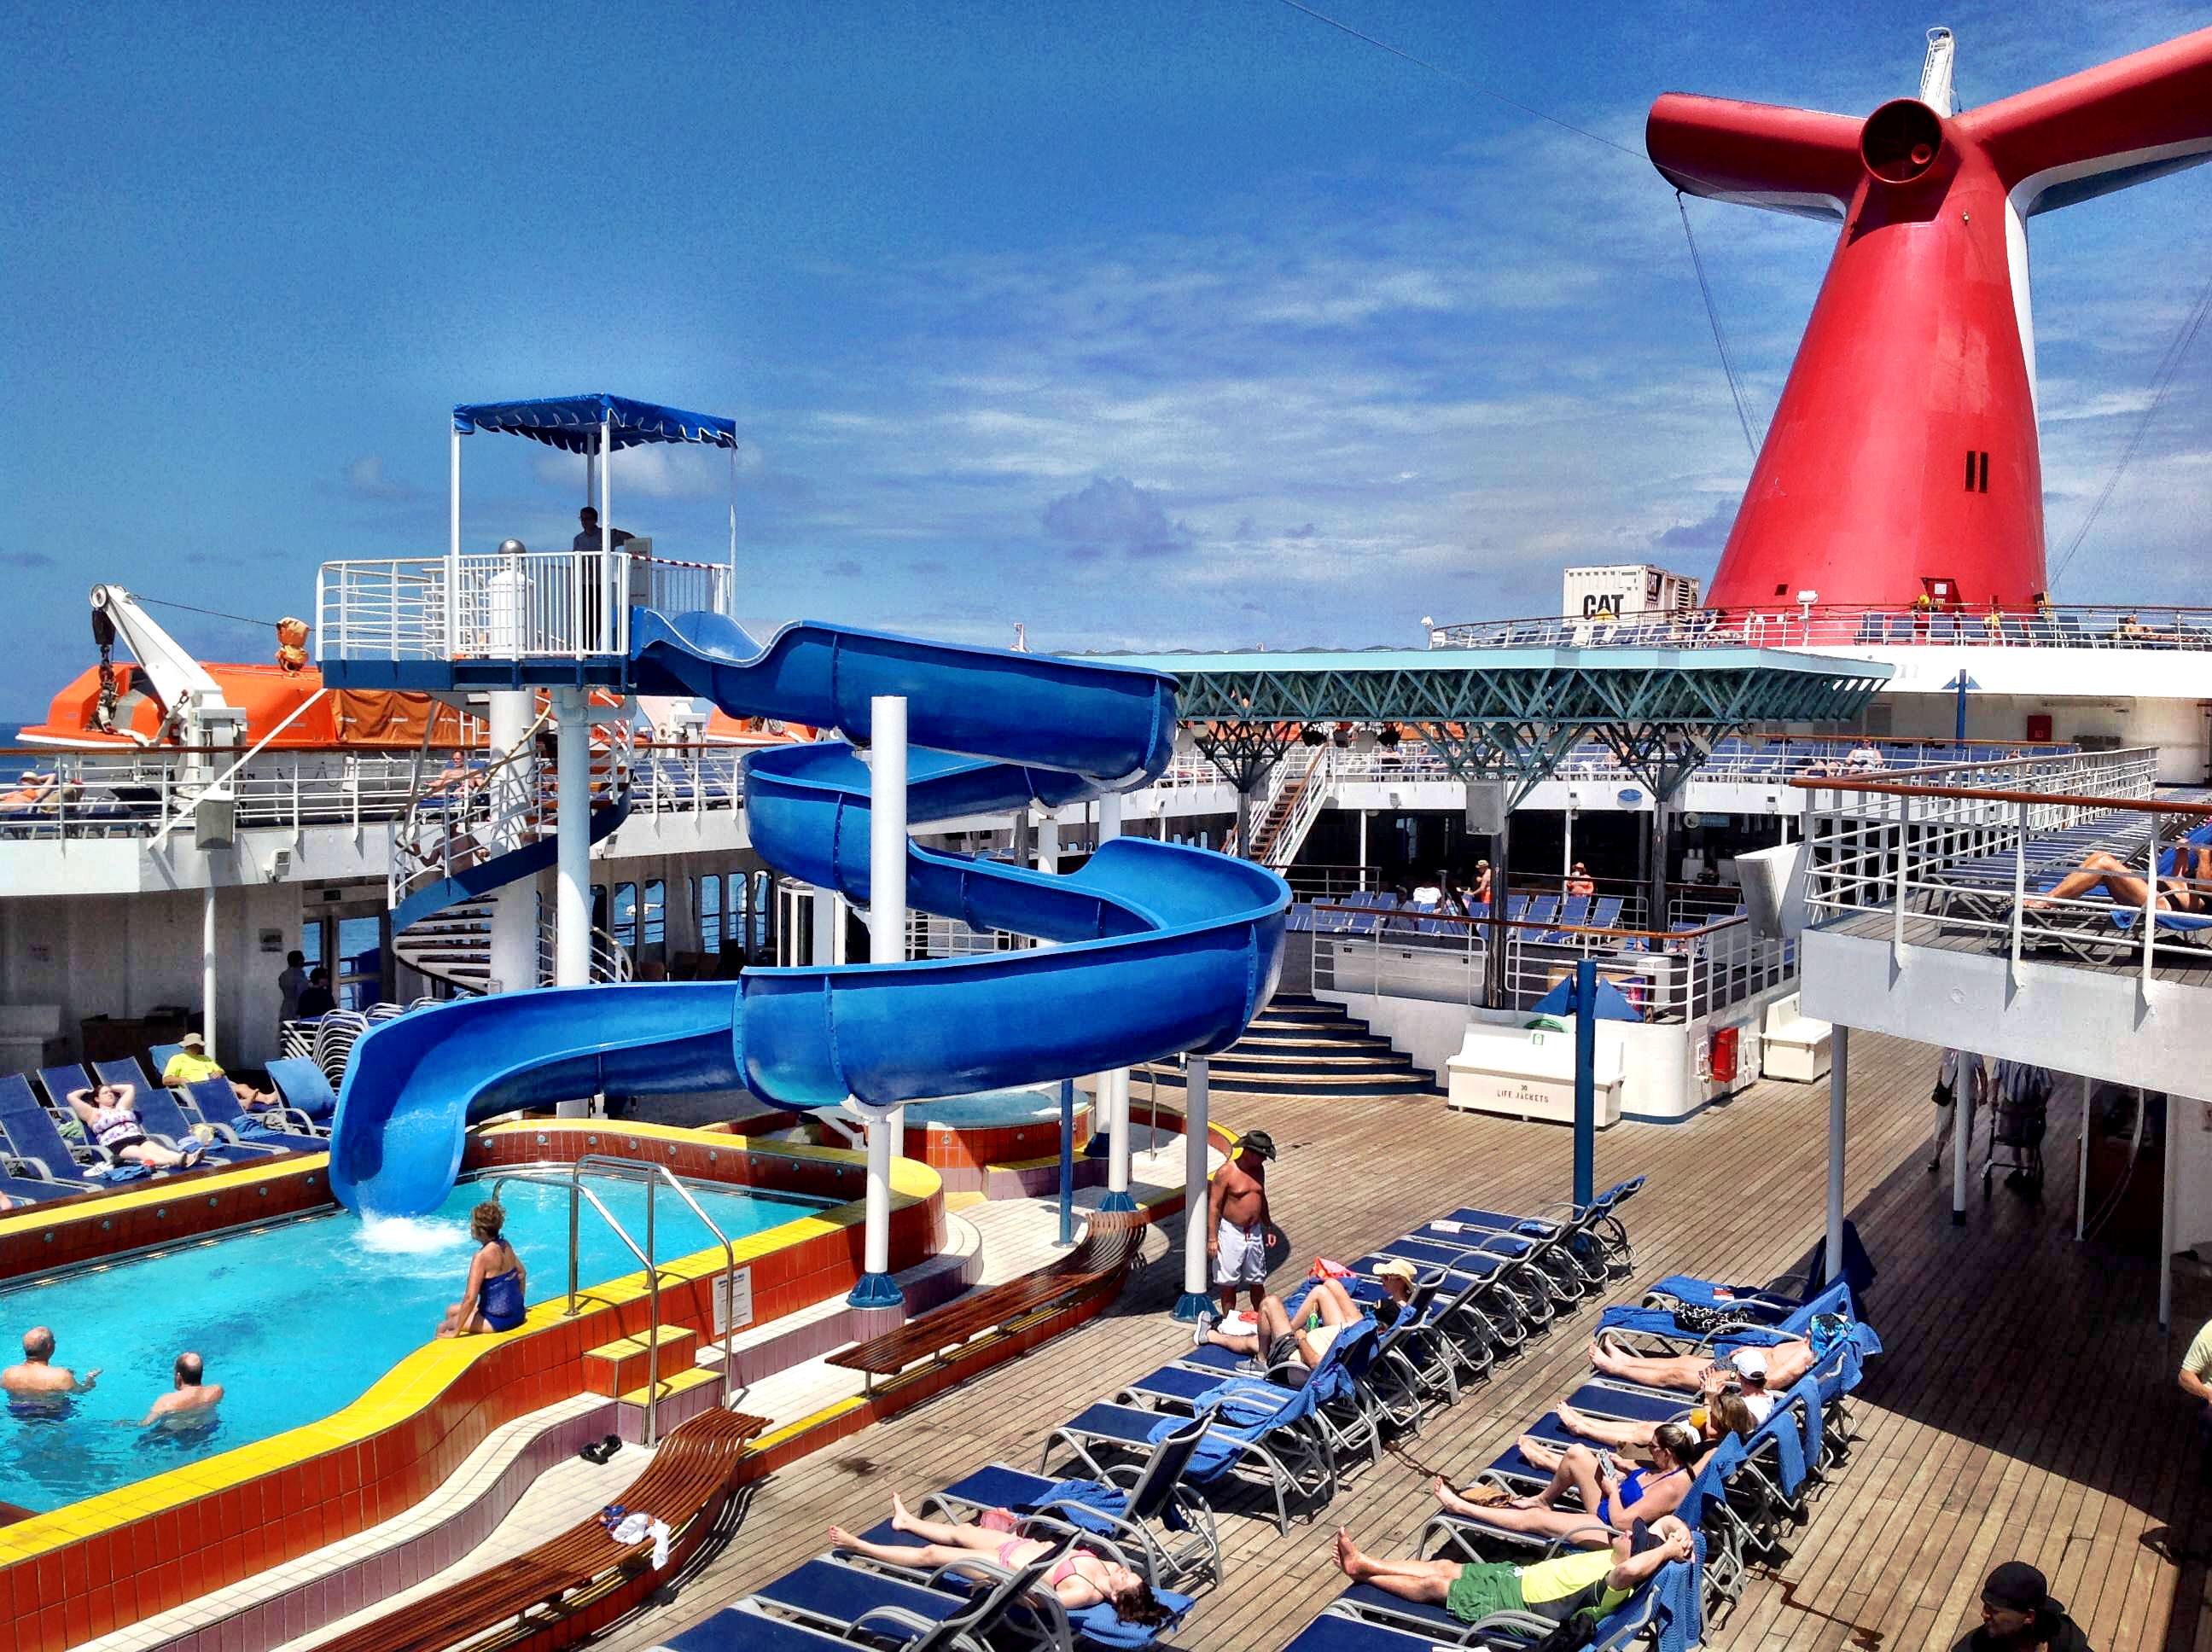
left=2010, top=799, right=2028, bottom=974
left=2143, top=811, right=2160, bottom=995
left=1891, top=792, right=1911, bottom=955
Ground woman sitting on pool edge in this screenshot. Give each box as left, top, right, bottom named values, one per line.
left=439, top=1201, right=527, bottom=1337
left=829, top=1493, right=1173, bottom=1628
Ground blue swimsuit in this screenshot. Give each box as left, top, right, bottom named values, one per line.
left=478, top=1261, right=526, bottom=1331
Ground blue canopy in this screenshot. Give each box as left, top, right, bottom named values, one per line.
left=1528, top=974, right=1644, bottom=1022
left=452, top=394, right=737, bottom=453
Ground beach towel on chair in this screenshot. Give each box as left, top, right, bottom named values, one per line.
left=1149, top=1379, right=1318, bottom=1481
left=1652, top=1534, right=1706, bottom=1652
left=1068, top=1588, right=1196, bottom=1649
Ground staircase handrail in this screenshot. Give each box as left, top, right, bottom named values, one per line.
left=1261, top=743, right=1336, bottom=866
left=578, top=1154, right=741, bottom=1413
left=1225, top=741, right=1326, bottom=858
left=389, top=701, right=554, bottom=911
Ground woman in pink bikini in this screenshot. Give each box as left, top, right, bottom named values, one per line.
left=828, top=1494, right=1172, bottom=1628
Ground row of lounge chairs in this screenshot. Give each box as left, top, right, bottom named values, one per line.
left=659, top=1182, right=1650, bottom=1651
left=1282, top=1265, right=1883, bottom=1652
left=1929, top=814, right=2212, bottom=958
left=1289, top=893, right=1627, bottom=944
left=0, top=1050, right=336, bottom=1206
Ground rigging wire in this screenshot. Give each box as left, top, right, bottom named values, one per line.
left=1676, top=192, right=1764, bottom=460
left=134, top=595, right=283, bottom=629
left=2047, top=261, right=2212, bottom=590
left=1273, top=0, right=1645, bottom=162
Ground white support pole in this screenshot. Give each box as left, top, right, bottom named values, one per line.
left=1951, top=1055, right=1971, bottom=1224
left=555, top=689, right=592, bottom=989
left=2075, top=1073, right=2092, bottom=1242
left=853, top=696, right=908, bottom=1309
left=447, top=425, right=462, bottom=660
left=2161, top=1091, right=2180, bottom=1330
left=1826, top=1025, right=1849, bottom=1282
left=484, top=690, right=535, bottom=993
left=1358, top=809, right=1370, bottom=888
left=201, top=882, right=218, bottom=1064
left=1563, top=805, right=1575, bottom=885
left=600, top=419, right=614, bottom=656
left=1035, top=807, right=1060, bottom=875
left=1096, top=793, right=1137, bottom=1212
left=1174, top=1056, right=1214, bottom=1318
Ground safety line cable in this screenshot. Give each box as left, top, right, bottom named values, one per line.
left=1274, top=0, right=1645, bottom=162
left=2049, top=260, right=2212, bottom=589
left=1677, top=192, right=1764, bottom=459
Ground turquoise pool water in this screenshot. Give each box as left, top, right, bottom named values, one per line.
left=908, top=1086, right=1073, bottom=1127
left=0, top=1173, right=835, bottom=1515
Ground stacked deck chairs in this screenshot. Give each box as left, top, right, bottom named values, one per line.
left=1277, top=1270, right=1882, bottom=1651
left=691, top=1184, right=1656, bottom=1652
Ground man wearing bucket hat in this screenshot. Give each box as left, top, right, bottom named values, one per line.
left=1203, top=1129, right=1278, bottom=1323
left=1951, top=1562, right=2090, bottom=1652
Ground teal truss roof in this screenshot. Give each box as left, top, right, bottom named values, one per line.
left=1102, top=645, right=1894, bottom=796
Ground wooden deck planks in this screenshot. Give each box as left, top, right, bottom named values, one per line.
left=591, top=1029, right=2207, bottom=1652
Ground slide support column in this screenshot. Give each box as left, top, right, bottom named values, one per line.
left=484, top=689, right=535, bottom=994
left=1097, top=792, right=1137, bottom=1213
left=1572, top=957, right=1596, bottom=1211
left=851, top=695, right=907, bottom=1310
left=555, top=689, right=591, bottom=986
left=1825, top=1025, right=1849, bottom=1283
left=1174, top=1056, right=1214, bottom=1319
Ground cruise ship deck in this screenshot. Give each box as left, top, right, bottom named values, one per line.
left=591, top=1032, right=2208, bottom=1652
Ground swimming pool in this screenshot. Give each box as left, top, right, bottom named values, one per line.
left=905, top=1086, right=1068, bottom=1127
left=0, top=1172, right=835, bottom=1513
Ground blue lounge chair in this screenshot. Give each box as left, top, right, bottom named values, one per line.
left=1045, top=1378, right=1338, bottom=1534
left=710, top=1542, right=1066, bottom=1650
left=1371, top=1234, right=1556, bottom=1326
left=65, top=1064, right=274, bottom=1165
left=119, top=1058, right=326, bottom=1149
left=1124, top=1321, right=1382, bottom=1469
left=0, top=1073, right=108, bottom=1186
left=1338, top=1252, right=1531, bottom=1355
left=266, top=1056, right=341, bottom=1120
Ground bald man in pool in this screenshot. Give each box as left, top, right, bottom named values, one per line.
left=140, top=1352, right=223, bottom=1428
left=2, top=1326, right=99, bottom=1402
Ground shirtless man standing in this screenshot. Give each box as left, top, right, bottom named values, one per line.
left=1206, top=1130, right=1277, bottom=1323
left=2, top=1327, right=99, bottom=1405
left=140, top=1352, right=223, bottom=1429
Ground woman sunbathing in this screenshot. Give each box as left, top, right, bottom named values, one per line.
left=1588, top=1332, right=1813, bottom=1402
left=828, top=1495, right=1172, bottom=1628
left=65, top=1084, right=205, bottom=1171
left=1429, top=1421, right=1703, bottom=1542
left=2024, top=845, right=2210, bottom=914
left=1546, top=1387, right=1759, bottom=1455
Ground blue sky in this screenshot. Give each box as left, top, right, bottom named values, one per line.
left=4, top=0, right=2208, bottom=710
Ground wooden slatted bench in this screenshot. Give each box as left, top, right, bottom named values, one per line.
left=825, top=1208, right=1145, bottom=1392
left=308, top=1405, right=767, bottom=1652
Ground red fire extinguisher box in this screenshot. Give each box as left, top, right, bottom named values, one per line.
left=2025, top=713, right=2053, bottom=742
left=1708, top=1025, right=1740, bottom=1085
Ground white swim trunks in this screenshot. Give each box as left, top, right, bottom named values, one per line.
left=1214, top=1219, right=1267, bottom=1287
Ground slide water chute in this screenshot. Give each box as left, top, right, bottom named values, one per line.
left=329, top=611, right=1289, bottom=1217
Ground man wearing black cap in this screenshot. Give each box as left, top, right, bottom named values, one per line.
left=1204, top=1129, right=1277, bottom=1323
left=1953, top=1562, right=2091, bottom=1652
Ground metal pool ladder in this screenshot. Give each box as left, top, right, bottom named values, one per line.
left=484, top=1155, right=742, bottom=1446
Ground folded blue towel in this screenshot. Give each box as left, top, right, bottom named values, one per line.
left=1068, top=1586, right=1195, bottom=1649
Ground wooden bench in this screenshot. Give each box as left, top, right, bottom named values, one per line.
left=309, top=1405, right=767, bottom=1652
left=826, top=1208, right=1145, bottom=1390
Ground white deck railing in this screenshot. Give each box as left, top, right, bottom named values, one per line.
left=1428, top=601, right=2212, bottom=654
left=316, top=550, right=734, bottom=662
left=1797, top=745, right=2212, bottom=983
left=0, top=740, right=751, bottom=845
left=1312, top=909, right=1795, bottom=1023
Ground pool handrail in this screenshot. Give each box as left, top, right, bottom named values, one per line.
left=577, top=1152, right=742, bottom=1416
left=482, top=1165, right=671, bottom=1443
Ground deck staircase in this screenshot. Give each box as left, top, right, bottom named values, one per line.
left=1224, top=744, right=1334, bottom=867
left=389, top=707, right=637, bottom=995
left=1135, top=992, right=1439, bottom=1097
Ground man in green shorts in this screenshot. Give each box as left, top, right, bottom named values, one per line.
left=1333, top=1514, right=1694, bottom=1630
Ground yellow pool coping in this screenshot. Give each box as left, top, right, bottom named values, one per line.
left=0, top=1120, right=940, bottom=1566
left=0, top=1150, right=326, bottom=1242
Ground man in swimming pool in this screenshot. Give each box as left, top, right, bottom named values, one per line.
left=2, top=1327, right=99, bottom=1399
left=140, top=1352, right=222, bottom=1428
left=1332, top=1513, right=1693, bottom=1627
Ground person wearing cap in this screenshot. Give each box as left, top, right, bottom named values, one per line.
left=1195, top=1277, right=1365, bottom=1375
left=1586, top=1328, right=1817, bottom=1400
left=1952, top=1562, right=2090, bottom=1652
left=160, top=1034, right=280, bottom=1112
left=1205, top=1129, right=1278, bottom=1320
left=1469, top=860, right=1493, bottom=906
left=1366, top=1256, right=1420, bottom=1325
left=1565, top=861, right=1596, bottom=899
left=1334, top=1513, right=1694, bottom=1631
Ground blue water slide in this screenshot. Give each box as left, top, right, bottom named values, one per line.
left=329, top=611, right=1289, bottom=1216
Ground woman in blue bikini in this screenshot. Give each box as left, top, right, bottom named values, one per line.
left=439, top=1201, right=528, bottom=1337
left=1430, top=1420, right=1703, bottom=1544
